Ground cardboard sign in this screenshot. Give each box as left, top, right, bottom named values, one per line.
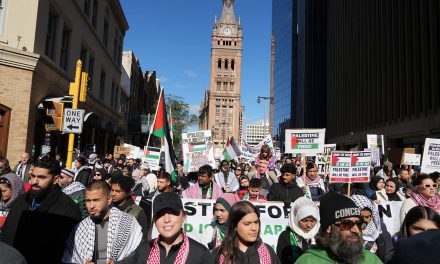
left=402, top=153, right=421, bottom=166
left=330, top=151, right=371, bottom=183
left=285, top=129, right=326, bottom=154
left=388, top=148, right=415, bottom=165
left=316, top=144, right=337, bottom=177
left=113, top=146, right=130, bottom=158
left=182, top=130, right=216, bottom=172
left=421, top=138, right=440, bottom=173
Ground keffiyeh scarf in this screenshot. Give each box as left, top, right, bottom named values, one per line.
left=62, top=208, right=142, bottom=263
left=146, top=230, right=190, bottom=264
left=218, top=241, right=272, bottom=264
left=411, top=191, right=440, bottom=211
left=351, top=195, right=381, bottom=242
left=62, top=181, right=85, bottom=196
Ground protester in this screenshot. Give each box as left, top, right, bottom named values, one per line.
left=430, top=171, right=440, bottom=193
left=13, top=152, right=32, bottom=183
left=398, top=206, right=440, bottom=239
left=397, top=168, right=411, bottom=188
left=243, top=178, right=267, bottom=201
left=388, top=229, right=440, bottom=264
left=63, top=180, right=142, bottom=263
left=214, top=160, right=240, bottom=193
left=234, top=164, right=245, bottom=178
left=201, top=193, right=239, bottom=250
left=93, top=167, right=109, bottom=182
left=119, top=192, right=213, bottom=263
left=255, top=144, right=276, bottom=171
left=365, top=176, right=385, bottom=202
left=213, top=201, right=280, bottom=264
left=235, top=175, right=249, bottom=200
left=74, top=156, right=93, bottom=186
left=140, top=163, right=157, bottom=193
left=274, top=160, right=282, bottom=176
left=295, top=192, right=382, bottom=264
left=248, top=159, right=278, bottom=196
left=400, top=173, right=440, bottom=223
left=0, top=158, right=82, bottom=263
left=376, top=161, right=396, bottom=180
left=122, top=165, right=132, bottom=177
left=56, top=168, right=88, bottom=219
left=296, top=162, right=326, bottom=201
left=110, top=174, right=149, bottom=240
left=182, top=164, right=223, bottom=199
left=381, top=178, right=404, bottom=202
left=0, top=173, right=24, bottom=227
left=55, top=153, right=65, bottom=168
left=103, top=159, right=114, bottom=173
left=276, top=197, right=320, bottom=264
left=131, top=168, right=150, bottom=196
left=294, top=157, right=304, bottom=177
left=267, top=163, right=303, bottom=205
left=351, top=195, right=387, bottom=260
left=0, top=158, right=12, bottom=176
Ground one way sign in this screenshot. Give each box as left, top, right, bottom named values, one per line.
left=62, top=108, right=85, bottom=134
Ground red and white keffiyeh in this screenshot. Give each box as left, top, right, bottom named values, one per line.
left=218, top=242, right=272, bottom=264
left=146, top=230, right=190, bottom=264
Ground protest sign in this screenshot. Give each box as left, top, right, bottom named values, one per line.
left=364, top=148, right=381, bottom=167
left=113, top=146, right=130, bottom=158
left=421, top=138, right=440, bottom=173
left=376, top=201, right=403, bottom=235
left=330, top=151, right=371, bottom=183
left=143, top=146, right=161, bottom=171
left=150, top=199, right=289, bottom=250
left=316, top=144, right=337, bottom=177
left=367, top=134, right=385, bottom=155
left=285, top=129, right=325, bottom=154
left=402, top=153, right=421, bottom=166
left=240, top=134, right=274, bottom=162
left=182, top=130, right=216, bottom=172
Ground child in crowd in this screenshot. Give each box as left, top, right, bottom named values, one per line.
left=243, top=178, right=267, bottom=201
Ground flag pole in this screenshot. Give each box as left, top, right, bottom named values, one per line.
left=147, top=89, right=163, bottom=146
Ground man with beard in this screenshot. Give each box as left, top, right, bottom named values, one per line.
left=63, top=180, right=143, bottom=264
left=182, top=164, right=223, bottom=199
left=295, top=192, right=382, bottom=264
left=214, top=160, right=240, bottom=192
left=267, top=163, right=303, bottom=205
left=0, top=158, right=82, bottom=263
left=56, top=168, right=88, bottom=219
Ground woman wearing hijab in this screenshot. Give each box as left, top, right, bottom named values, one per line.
left=201, top=193, right=239, bottom=251
left=352, top=195, right=387, bottom=260
left=276, top=197, right=320, bottom=264
left=400, top=173, right=440, bottom=224
left=0, top=173, right=24, bottom=227
left=384, top=178, right=404, bottom=201
left=213, top=201, right=281, bottom=264
left=365, top=176, right=385, bottom=201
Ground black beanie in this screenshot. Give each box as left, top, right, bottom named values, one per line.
left=319, top=192, right=362, bottom=231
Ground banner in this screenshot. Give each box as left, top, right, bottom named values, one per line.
left=330, top=151, right=371, bottom=183
left=316, top=144, right=337, bottom=177
left=240, top=134, right=274, bottom=163
left=143, top=146, right=161, bottom=171
left=285, top=129, right=326, bottom=154
left=421, top=138, right=440, bottom=173
left=367, top=134, right=385, bottom=155
left=402, top=153, right=421, bottom=166
left=364, top=148, right=381, bottom=167
left=182, top=130, right=216, bottom=172
left=150, top=199, right=289, bottom=250
left=376, top=201, right=403, bottom=235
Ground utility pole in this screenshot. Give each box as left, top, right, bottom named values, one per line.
left=257, top=96, right=274, bottom=132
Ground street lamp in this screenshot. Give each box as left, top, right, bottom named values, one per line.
left=257, top=96, right=274, bottom=131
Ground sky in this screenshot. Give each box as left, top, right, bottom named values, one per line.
left=120, top=0, right=272, bottom=130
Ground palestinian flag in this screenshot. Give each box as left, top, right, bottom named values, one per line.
left=223, top=136, right=242, bottom=161
left=150, top=89, right=176, bottom=173
left=169, top=107, right=174, bottom=143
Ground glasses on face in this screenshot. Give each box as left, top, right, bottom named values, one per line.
left=422, top=184, right=438, bottom=189
left=334, top=220, right=366, bottom=231
left=95, top=173, right=101, bottom=176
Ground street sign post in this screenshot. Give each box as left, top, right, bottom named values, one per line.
left=62, top=108, right=85, bottom=134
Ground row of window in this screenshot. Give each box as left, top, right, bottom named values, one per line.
left=216, top=82, right=235, bottom=92
left=217, top=59, right=235, bottom=71
left=217, top=40, right=237, bottom=46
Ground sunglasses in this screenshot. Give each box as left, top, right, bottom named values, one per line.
left=334, top=220, right=366, bottom=231
left=95, top=173, right=101, bottom=176
left=421, top=184, right=438, bottom=189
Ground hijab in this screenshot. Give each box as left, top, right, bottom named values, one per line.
left=385, top=178, right=401, bottom=201
left=369, top=176, right=384, bottom=191
left=288, top=197, right=320, bottom=239
left=0, top=173, right=24, bottom=208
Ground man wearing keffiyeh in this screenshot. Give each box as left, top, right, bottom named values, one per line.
left=62, top=180, right=142, bottom=264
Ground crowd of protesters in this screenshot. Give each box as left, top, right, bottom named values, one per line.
left=0, top=145, right=439, bottom=263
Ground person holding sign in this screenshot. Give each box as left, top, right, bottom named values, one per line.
left=400, top=174, right=440, bottom=223
left=201, top=193, right=239, bottom=250
left=212, top=201, right=281, bottom=264
left=296, top=162, right=326, bottom=201
left=276, top=197, right=320, bottom=264
left=267, top=164, right=303, bottom=206
left=119, top=192, right=213, bottom=264
left=182, top=165, right=223, bottom=199
left=295, top=192, right=382, bottom=264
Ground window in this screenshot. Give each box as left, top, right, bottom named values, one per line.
left=103, top=12, right=109, bottom=47
left=114, top=86, right=119, bottom=110
left=0, top=0, right=7, bottom=36
left=83, top=0, right=90, bottom=17
left=231, top=60, right=235, bottom=70
left=225, top=59, right=228, bottom=70
left=91, top=0, right=98, bottom=28
left=118, top=37, right=123, bottom=65
left=230, top=82, right=235, bottom=92
left=59, top=26, right=71, bottom=70
left=45, top=10, right=58, bottom=60
left=80, top=47, right=87, bottom=67
left=223, top=82, right=228, bottom=92
left=113, top=35, right=117, bottom=60
left=216, top=81, right=221, bottom=91
left=88, top=56, right=95, bottom=90
left=217, top=59, right=221, bottom=71
left=99, top=70, right=106, bottom=99
left=111, top=81, right=115, bottom=108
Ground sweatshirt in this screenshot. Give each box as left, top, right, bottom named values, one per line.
left=295, top=247, right=383, bottom=264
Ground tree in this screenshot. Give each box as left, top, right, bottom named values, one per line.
left=165, top=94, right=199, bottom=148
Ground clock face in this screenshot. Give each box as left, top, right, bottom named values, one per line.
left=223, top=27, right=231, bottom=35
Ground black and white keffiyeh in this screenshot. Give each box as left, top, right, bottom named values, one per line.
left=62, top=207, right=142, bottom=263
left=62, top=181, right=85, bottom=196
left=351, top=195, right=382, bottom=242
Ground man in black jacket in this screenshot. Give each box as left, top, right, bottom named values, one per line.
left=0, top=158, right=82, bottom=264
left=267, top=163, right=304, bottom=205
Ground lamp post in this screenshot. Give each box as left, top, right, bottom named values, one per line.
left=257, top=96, right=274, bottom=132
left=220, top=121, right=228, bottom=148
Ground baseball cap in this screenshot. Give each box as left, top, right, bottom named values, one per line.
left=153, top=192, right=183, bottom=220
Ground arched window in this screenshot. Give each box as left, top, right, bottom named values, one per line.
left=218, top=59, right=222, bottom=70
left=225, top=59, right=228, bottom=70
left=231, top=60, right=235, bottom=70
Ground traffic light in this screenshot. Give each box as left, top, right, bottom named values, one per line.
left=45, top=101, right=64, bottom=131
left=79, top=72, right=89, bottom=102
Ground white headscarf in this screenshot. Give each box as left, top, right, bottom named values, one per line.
left=289, top=197, right=320, bottom=239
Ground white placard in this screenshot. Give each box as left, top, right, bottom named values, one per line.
left=402, top=153, right=421, bottom=166
left=421, top=138, right=440, bottom=173
left=182, top=130, right=216, bottom=172
left=284, top=129, right=326, bottom=154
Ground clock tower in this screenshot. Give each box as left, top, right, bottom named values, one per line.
left=200, top=0, right=243, bottom=152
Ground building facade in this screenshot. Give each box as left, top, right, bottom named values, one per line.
left=326, top=0, right=440, bottom=152
left=245, top=124, right=270, bottom=146
left=271, top=0, right=327, bottom=151
left=0, top=0, right=128, bottom=164
left=199, top=0, right=243, bottom=153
